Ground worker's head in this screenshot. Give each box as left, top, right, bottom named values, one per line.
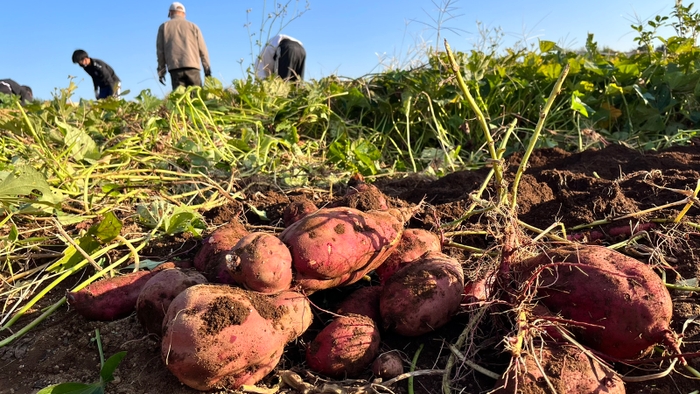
left=168, top=2, right=186, bottom=18
left=71, top=49, right=90, bottom=67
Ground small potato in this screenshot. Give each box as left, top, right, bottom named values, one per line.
left=375, top=228, right=441, bottom=284
left=226, top=232, right=293, bottom=293
left=193, top=221, right=248, bottom=284
left=371, top=351, right=404, bottom=379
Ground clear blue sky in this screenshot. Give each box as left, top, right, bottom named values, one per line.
left=2, top=1, right=675, bottom=101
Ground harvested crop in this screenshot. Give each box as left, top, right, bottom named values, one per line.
left=380, top=251, right=464, bottom=336
left=306, top=314, right=381, bottom=378
left=375, top=228, right=441, bottom=284
left=516, top=244, right=680, bottom=360
left=279, top=206, right=414, bottom=291
left=136, top=268, right=207, bottom=335
left=492, top=344, right=625, bottom=393
left=67, top=265, right=173, bottom=321
left=330, top=174, right=389, bottom=211
left=371, top=351, right=404, bottom=379
left=226, top=232, right=293, bottom=293
left=161, top=284, right=312, bottom=391
left=335, top=285, right=382, bottom=322
left=283, top=197, right=318, bottom=226
left=193, top=221, right=248, bottom=284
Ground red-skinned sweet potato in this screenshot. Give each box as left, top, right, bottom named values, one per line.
left=336, top=285, right=382, bottom=322
left=306, top=314, right=381, bottom=378
left=226, top=232, right=293, bottom=293
left=380, top=251, right=464, bottom=336
left=193, top=221, right=248, bottom=284
left=67, top=263, right=176, bottom=321
left=279, top=206, right=415, bottom=291
left=136, top=268, right=207, bottom=335
left=376, top=228, right=442, bottom=284
left=329, top=174, right=389, bottom=212
left=516, top=244, right=680, bottom=360
left=372, top=351, right=404, bottom=379
left=161, top=284, right=312, bottom=391
left=492, top=344, right=625, bottom=393
left=283, top=197, right=318, bottom=227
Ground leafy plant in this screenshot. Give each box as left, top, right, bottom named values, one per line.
left=37, top=329, right=126, bottom=394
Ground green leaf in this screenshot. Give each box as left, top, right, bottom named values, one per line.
left=537, top=63, right=563, bottom=80
left=538, top=40, right=557, bottom=53
left=36, top=382, right=103, bottom=394
left=570, top=94, right=595, bottom=117
left=100, top=351, right=127, bottom=384
left=86, top=211, right=122, bottom=244
left=8, top=222, right=18, bottom=243
left=55, top=120, right=101, bottom=162
left=0, top=165, right=63, bottom=205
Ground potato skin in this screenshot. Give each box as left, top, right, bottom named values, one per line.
left=305, top=314, right=381, bottom=378
left=136, top=268, right=207, bottom=335
left=380, top=251, right=464, bottom=336
left=279, top=207, right=407, bottom=291
left=376, top=228, right=442, bottom=284
left=516, top=244, right=676, bottom=360
left=226, top=232, right=293, bottom=293
left=161, top=285, right=312, bottom=391
left=372, top=351, right=404, bottom=379
left=336, top=285, right=382, bottom=322
left=492, top=344, right=625, bottom=394
left=283, top=198, right=318, bottom=227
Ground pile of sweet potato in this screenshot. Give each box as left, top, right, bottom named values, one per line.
left=64, top=178, right=685, bottom=393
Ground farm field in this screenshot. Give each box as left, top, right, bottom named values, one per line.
left=3, top=4, right=700, bottom=393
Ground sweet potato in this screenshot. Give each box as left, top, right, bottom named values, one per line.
left=516, top=244, right=680, bottom=360
left=380, top=251, right=464, bottom=336
left=305, top=314, right=381, bottom=378
left=372, top=351, right=404, bottom=379
left=161, top=284, right=312, bottom=391
left=67, top=264, right=175, bottom=321
left=329, top=174, right=389, bottom=211
left=136, top=268, right=207, bottom=335
left=226, top=232, right=293, bottom=293
left=376, top=228, right=442, bottom=284
left=492, top=344, right=625, bottom=393
left=193, top=221, right=248, bottom=284
left=283, top=197, right=318, bottom=227
left=279, top=206, right=415, bottom=291
left=335, top=285, right=382, bottom=322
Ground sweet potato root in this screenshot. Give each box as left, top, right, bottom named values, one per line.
left=279, top=206, right=414, bottom=291
left=193, top=221, right=248, bottom=284
left=516, top=244, right=680, bottom=360
left=372, top=351, right=404, bottom=379
left=283, top=197, right=318, bottom=227
left=136, top=268, right=207, bottom=335
left=226, top=232, right=293, bottom=293
left=375, top=228, right=442, bottom=284
left=161, top=284, right=312, bottom=391
left=380, top=251, right=464, bottom=336
left=67, top=264, right=175, bottom=321
left=492, top=344, right=625, bottom=393
left=306, top=314, right=381, bottom=378
left=329, top=174, right=389, bottom=212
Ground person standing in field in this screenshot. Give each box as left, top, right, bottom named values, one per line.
left=157, top=2, right=211, bottom=90
left=255, top=34, right=306, bottom=81
left=0, top=79, right=33, bottom=105
left=71, top=50, right=121, bottom=99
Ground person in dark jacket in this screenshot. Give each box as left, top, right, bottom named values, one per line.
left=0, top=79, right=33, bottom=105
left=255, top=34, right=306, bottom=81
left=71, top=49, right=121, bottom=99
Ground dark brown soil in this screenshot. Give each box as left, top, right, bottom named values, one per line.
left=2, top=143, right=700, bottom=394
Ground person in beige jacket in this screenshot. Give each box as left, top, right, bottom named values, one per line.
left=156, top=2, right=211, bottom=90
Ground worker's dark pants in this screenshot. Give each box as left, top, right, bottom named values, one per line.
left=277, top=39, right=306, bottom=81
left=169, top=68, right=202, bottom=90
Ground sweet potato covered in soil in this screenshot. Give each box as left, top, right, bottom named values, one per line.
left=379, top=251, right=464, bottom=336
left=329, top=173, right=389, bottom=211
left=305, top=314, right=381, bottom=378
left=67, top=263, right=177, bottom=321
left=283, top=197, right=318, bottom=226
left=135, top=268, right=207, bottom=335
left=492, top=344, right=625, bottom=393
left=279, top=206, right=414, bottom=291
left=335, top=285, right=382, bottom=322
left=193, top=220, right=249, bottom=284
left=515, top=244, right=680, bottom=360
left=375, top=228, right=442, bottom=284
left=226, top=232, right=293, bottom=293
left=161, top=284, right=312, bottom=391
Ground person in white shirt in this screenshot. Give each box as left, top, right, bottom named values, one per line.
left=255, top=34, right=306, bottom=81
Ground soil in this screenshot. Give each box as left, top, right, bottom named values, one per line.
left=2, top=143, right=700, bottom=394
